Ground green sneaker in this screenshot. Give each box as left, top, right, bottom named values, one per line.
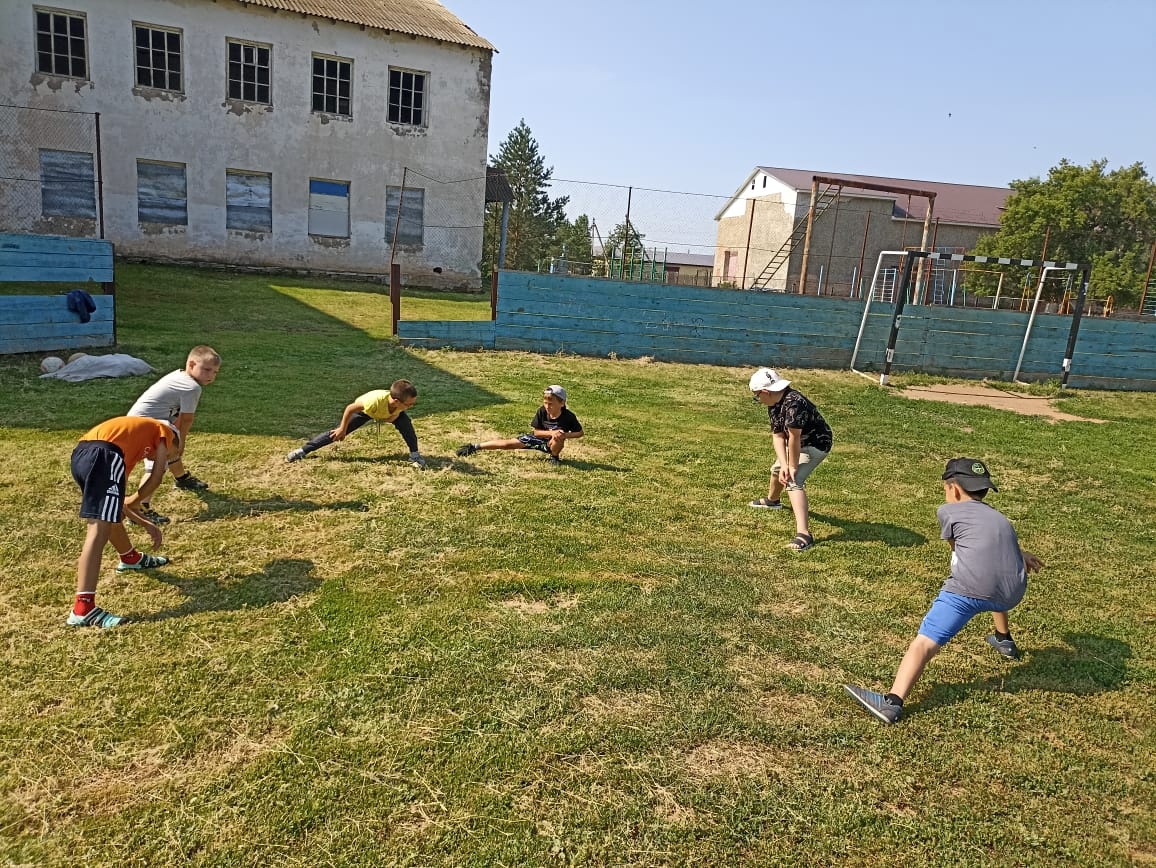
left=67, top=607, right=126, bottom=628
left=116, top=553, right=170, bottom=572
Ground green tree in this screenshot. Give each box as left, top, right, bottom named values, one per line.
left=481, top=120, right=569, bottom=274
left=971, top=159, right=1156, bottom=306
left=551, top=214, right=593, bottom=272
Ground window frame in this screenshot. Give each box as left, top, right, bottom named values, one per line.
left=136, top=159, right=188, bottom=226
left=310, top=53, right=352, bottom=117
left=39, top=149, right=96, bottom=219
left=226, top=169, right=273, bottom=233
left=384, top=185, right=424, bottom=248
left=33, top=6, right=88, bottom=80
left=387, top=67, right=427, bottom=127
left=307, top=177, right=351, bottom=238
left=132, top=21, right=184, bottom=93
left=226, top=37, right=272, bottom=105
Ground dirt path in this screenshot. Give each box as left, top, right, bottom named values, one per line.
left=899, top=384, right=1105, bottom=423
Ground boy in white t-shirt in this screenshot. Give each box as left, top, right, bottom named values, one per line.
left=127, top=345, right=221, bottom=523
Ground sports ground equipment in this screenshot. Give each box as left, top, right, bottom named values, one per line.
left=40, top=356, right=64, bottom=373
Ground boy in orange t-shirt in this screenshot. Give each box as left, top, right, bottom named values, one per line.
left=68, top=416, right=179, bottom=628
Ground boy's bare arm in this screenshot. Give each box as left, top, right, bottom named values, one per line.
left=174, top=412, right=195, bottom=458
left=331, top=401, right=365, bottom=440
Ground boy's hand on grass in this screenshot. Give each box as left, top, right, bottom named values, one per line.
left=330, top=428, right=347, bottom=441
left=1023, top=551, right=1044, bottom=573
left=142, top=521, right=163, bottom=549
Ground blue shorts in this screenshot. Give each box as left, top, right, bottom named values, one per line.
left=918, top=590, right=1004, bottom=646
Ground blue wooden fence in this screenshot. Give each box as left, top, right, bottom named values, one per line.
left=401, top=271, right=1156, bottom=389
left=0, top=233, right=116, bottom=355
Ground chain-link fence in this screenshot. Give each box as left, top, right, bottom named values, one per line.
left=389, top=167, right=485, bottom=287
left=0, top=103, right=102, bottom=238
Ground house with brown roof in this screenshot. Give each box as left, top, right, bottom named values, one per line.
left=0, top=0, right=494, bottom=285
left=714, top=167, right=1010, bottom=297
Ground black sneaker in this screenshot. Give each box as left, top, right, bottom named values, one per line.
left=843, top=685, right=902, bottom=724
left=140, top=506, right=170, bottom=525
left=456, top=443, right=479, bottom=457
left=985, top=634, right=1021, bottom=660
left=174, top=473, right=209, bottom=491
left=547, top=455, right=561, bottom=465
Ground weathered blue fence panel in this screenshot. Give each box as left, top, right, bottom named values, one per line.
left=397, top=271, right=1156, bottom=390
left=0, top=233, right=116, bottom=355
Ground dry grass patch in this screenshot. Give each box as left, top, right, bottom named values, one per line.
left=497, top=593, right=580, bottom=616
left=578, top=689, right=665, bottom=723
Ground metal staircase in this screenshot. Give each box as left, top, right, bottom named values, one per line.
left=750, top=184, right=842, bottom=290
left=1142, top=278, right=1156, bottom=316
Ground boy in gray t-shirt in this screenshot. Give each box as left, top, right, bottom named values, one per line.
left=844, top=458, right=1043, bottom=724
left=127, top=345, right=221, bottom=523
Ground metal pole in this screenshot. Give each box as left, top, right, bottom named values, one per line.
left=993, top=272, right=1004, bottom=309
left=817, top=264, right=824, bottom=295
left=93, top=112, right=105, bottom=239
left=390, top=167, right=407, bottom=269
left=741, top=197, right=756, bottom=290
left=855, top=210, right=871, bottom=299
left=850, top=251, right=905, bottom=372
left=879, top=251, right=919, bottom=386
left=913, top=195, right=935, bottom=304
left=498, top=201, right=510, bottom=267
left=798, top=177, right=820, bottom=294
left=1060, top=267, right=1091, bottom=388
left=1013, top=267, right=1059, bottom=382
left=823, top=187, right=842, bottom=293
left=389, top=262, right=401, bottom=336
left=490, top=267, right=498, bottom=320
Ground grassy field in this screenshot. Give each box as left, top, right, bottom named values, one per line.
left=1, top=264, right=1153, bottom=866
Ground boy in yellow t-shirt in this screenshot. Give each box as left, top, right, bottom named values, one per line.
left=286, top=379, right=424, bottom=467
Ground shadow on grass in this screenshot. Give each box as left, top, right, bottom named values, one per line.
left=810, top=511, right=926, bottom=547
left=918, top=632, right=1133, bottom=713
left=136, top=557, right=321, bottom=622
left=188, top=489, right=368, bottom=521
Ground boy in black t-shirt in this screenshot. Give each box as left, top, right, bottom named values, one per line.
left=457, top=385, right=583, bottom=465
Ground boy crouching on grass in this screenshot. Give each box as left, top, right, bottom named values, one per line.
left=844, top=458, right=1044, bottom=724
left=68, top=416, right=179, bottom=628
left=456, top=385, right=582, bottom=465
left=287, top=379, right=425, bottom=468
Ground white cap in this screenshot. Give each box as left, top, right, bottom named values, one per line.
left=748, top=368, right=791, bottom=393
left=544, top=384, right=567, bottom=401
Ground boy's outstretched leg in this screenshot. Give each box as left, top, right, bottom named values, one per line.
left=844, top=634, right=941, bottom=725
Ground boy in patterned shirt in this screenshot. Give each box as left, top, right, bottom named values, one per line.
left=748, top=368, right=833, bottom=551
left=286, top=379, right=425, bottom=467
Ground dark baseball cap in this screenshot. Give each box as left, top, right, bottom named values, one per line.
left=942, top=457, right=998, bottom=493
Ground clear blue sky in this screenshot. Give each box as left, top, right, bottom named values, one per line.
left=445, top=0, right=1156, bottom=196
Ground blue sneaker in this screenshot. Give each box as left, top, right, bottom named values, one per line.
left=67, top=607, right=126, bottom=629
left=843, top=684, right=902, bottom=724
left=116, top=553, right=170, bottom=572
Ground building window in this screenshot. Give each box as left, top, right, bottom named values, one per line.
left=227, top=39, right=271, bottom=104
left=134, top=24, right=183, bottom=91
left=311, top=55, right=351, bottom=116
left=385, top=186, right=424, bottom=246
left=388, top=69, right=425, bottom=126
left=39, top=149, right=95, bottom=218
left=226, top=170, right=272, bottom=232
left=35, top=8, right=87, bottom=79
left=137, top=160, right=187, bottom=225
left=308, top=178, right=349, bottom=237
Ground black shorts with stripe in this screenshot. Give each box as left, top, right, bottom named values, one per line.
left=516, top=434, right=551, bottom=453
left=72, top=440, right=126, bottom=522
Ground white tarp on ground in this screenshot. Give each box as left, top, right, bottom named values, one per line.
left=40, top=354, right=154, bottom=382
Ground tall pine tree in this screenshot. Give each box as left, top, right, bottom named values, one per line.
left=482, top=120, right=569, bottom=274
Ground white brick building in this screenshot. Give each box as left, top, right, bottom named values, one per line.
left=0, top=0, right=495, bottom=285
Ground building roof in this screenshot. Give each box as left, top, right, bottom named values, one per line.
left=235, top=0, right=495, bottom=51
left=664, top=252, right=714, bottom=268
left=755, top=166, right=1009, bottom=226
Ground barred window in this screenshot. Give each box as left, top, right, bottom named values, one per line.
left=311, top=55, right=351, bottom=116
left=35, top=8, right=87, bottom=79
left=227, top=39, right=271, bottom=104
left=388, top=69, right=425, bottom=126
left=134, top=24, right=182, bottom=92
